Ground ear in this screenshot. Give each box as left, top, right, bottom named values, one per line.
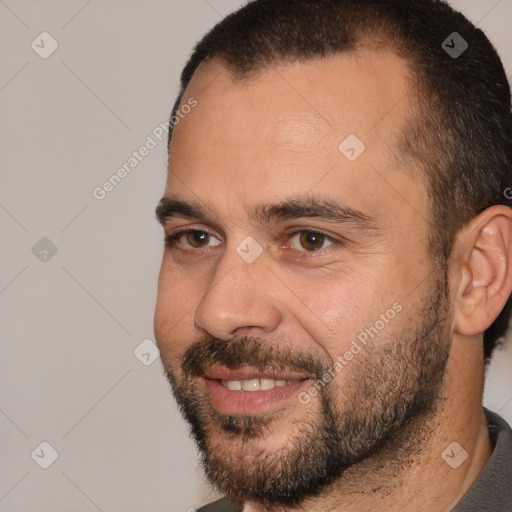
left=452, top=205, right=512, bottom=336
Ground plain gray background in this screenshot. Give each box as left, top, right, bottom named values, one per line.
left=1, top=1, right=512, bottom=511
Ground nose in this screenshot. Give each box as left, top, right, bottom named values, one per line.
left=194, top=247, right=281, bottom=339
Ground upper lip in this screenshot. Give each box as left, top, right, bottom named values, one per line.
left=203, top=366, right=310, bottom=382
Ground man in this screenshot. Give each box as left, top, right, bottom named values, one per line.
left=154, top=0, right=512, bottom=510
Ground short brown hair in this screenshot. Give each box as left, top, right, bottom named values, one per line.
left=168, top=0, right=512, bottom=361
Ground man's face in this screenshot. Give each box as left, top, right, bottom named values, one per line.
left=154, top=49, right=452, bottom=505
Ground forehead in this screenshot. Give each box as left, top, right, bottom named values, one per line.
left=166, top=48, right=427, bottom=226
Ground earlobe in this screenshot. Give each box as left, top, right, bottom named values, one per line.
left=453, top=206, right=512, bottom=336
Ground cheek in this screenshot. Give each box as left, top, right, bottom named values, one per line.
left=284, top=269, right=402, bottom=361
left=281, top=273, right=369, bottom=358
left=154, top=261, right=202, bottom=356
left=312, top=288, right=362, bottom=332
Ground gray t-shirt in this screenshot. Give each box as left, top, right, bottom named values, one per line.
left=197, top=409, right=512, bottom=512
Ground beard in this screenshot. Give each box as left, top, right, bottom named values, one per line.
left=160, top=270, right=451, bottom=509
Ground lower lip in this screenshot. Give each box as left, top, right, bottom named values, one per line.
left=203, top=378, right=309, bottom=414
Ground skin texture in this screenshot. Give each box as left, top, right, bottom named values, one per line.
left=154, top=48, right=512, bottom=511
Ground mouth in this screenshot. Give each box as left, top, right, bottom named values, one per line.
left=202, top=366, right=311, bottom=414
left=220, top=377, right=300, bottom=391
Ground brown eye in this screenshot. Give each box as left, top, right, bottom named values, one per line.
left=299, top=231, right=325, bottom=251
left=289, top=231, right=333, bottom=251
left=186, top=231, right=210, bottom=248
left=178, top=230, right=220, bottom=249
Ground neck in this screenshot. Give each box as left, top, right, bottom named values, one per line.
left=245, top=343, right=492, bottom=512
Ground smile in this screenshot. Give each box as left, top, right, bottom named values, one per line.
left=221, top=378, right=300, bottom=391
left=202, top=366, right=311, bottom=413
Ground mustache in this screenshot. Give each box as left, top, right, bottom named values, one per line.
left=180, top=336, right=327, bottom=379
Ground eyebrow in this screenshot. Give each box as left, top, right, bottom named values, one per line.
left=252, top=197, right=377, bottom=231
left=155, top=196, right=211, bottom=225
left=155, top=195, right=378, bottom=232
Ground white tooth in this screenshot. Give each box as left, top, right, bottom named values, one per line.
left=275, top=380, right=287, bottom=387
left=259, top=378, right=276, bottom=390
left=286, top=380, right=295, bottom=385
left=227, top=380, right=242, bottom=391
left=241, top=379, right=260, bottom=391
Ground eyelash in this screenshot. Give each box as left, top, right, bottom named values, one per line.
left=164, top=229, right=221, bottom=251
left=164, top=227, right=341, bottom=256
left=284, top=229, right=336, bottom=254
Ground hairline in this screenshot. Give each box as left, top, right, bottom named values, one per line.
left=167, top=38, right=439, bottom=250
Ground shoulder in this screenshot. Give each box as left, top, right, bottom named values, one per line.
left=485, top=408, right=512, bottom=443
left=452, top=408, right=512, bottom=511
left=196, top=497, right=242, bottom=512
